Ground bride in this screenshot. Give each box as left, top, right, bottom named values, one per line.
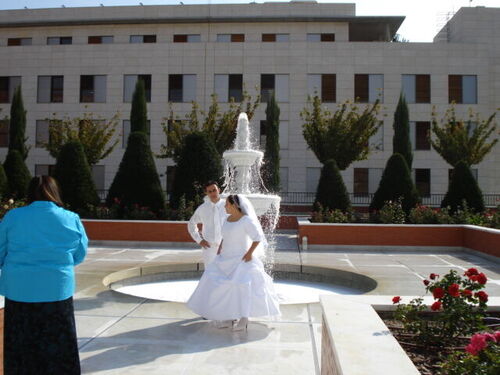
left=187, top=194, right=281, bottom=331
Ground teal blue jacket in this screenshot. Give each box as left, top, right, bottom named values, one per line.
left=0, top=201, right=88, bottom=302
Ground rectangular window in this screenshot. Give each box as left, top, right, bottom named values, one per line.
left=354, top=168, right=369, bottom=196
left=88, top=36, right=113, bottom=44
left=80, top=75, right=107, bottom=103
left=123, top=75, right=151, bottom=102
left=261, top=74, right=288, bottom=102
left=216, top=34, right=244, bottom=42
left=37, top=76, right=64, bottom=103
left=47, top=36, right=72, bottom=45
left=214, top=74, right=243, bottom=102
left=130, top=35, right=156, bottom=43
left=354, top=74, right=384, bottom=103
left=168, top=74, right=196, bottom=103
left=36, top=120, right=50, bottom=147
left=402, top=74, right=431, bottom=103
left=307, top=33, right=335, bottom=42
left=259, top=119, right=289, bottom=149
left=262, top=33, right=289, bottom=42
left=0, top=120, right=9, bottom=147
left=308, top=74, right=336, bottom=102
left=0, top=76, right=21, bottom=103
left=415, top=169, right=431, bottom=197
left=122, top=120, right=151, bottom=148
left=35, top=164, right=55, bottom=177
left=173, top=34, right=201, bottom=43
left=8, top=37, right=32, bottom=46
left=449, top=75, right=477, bottom=104
left=415, top=121, right=430, bottom=150
left=306, top=167, right=321, bottom=193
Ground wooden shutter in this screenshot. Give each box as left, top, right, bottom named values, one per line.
left=231, top=34, right=245, bottom=42
left=415, top=75, right=430, bottom=103
left=321, top=74, right=336, bottom=102
left=320, top=33, right=335, bottom=42
left=415, top=122, right=431, bottom=150
left=173, top=34, right=188, bottom=43
left=448, top=75, right=462, bottom=103
left=354, top=74, right=369, bottom=102
left=262, top=34, right=276, bottom=42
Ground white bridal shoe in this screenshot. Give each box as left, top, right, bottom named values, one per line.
left=215, top=320, right=233, bottom=329
left=232, top=317, right=248, bottom=332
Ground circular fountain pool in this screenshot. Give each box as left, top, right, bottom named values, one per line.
left=104, top=264, right=377, bottom=305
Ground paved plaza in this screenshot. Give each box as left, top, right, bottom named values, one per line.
left=65, top=230, right=500, bottom=374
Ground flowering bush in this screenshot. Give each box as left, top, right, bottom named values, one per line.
left=408, top=205, right=453, bottom=224
left=311, top=202, right=353, bottom=223
left=393, top=268, right=489, bottom=346
left=378, top=197, right=405, bottom=224
left=0, top=198, right=26, bottom=219
left=439, top=331, right=500, bottom=374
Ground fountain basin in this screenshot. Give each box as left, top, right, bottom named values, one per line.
left=223, top=149, right=263, bottom=166
left=104, top=263, right=377, bottom=305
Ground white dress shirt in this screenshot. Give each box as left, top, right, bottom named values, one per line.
left=188, top=197, right=227, bottom=246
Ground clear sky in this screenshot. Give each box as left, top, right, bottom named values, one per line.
left=0, top=0, right=499, bottom=42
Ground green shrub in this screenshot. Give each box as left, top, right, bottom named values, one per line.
left=3, top=150, right=31, bottom=199
left=314, top=159, right=351, bottom=212
left=442, top=161, right=485, bottom=214
left=408, top=205, right=453, bottom=224
left=378, top=197, right=406, bottom=224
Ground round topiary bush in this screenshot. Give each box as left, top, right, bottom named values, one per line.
left=314, top=159, right=351, bottom=212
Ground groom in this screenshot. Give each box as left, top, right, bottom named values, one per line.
left=188, top=181, right=227, bottom=265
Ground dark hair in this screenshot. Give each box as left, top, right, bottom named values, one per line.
left=27, top=176, right=64, bottom=207
left=204, top=180, right=219, bottom=191
left=227, top=194, right=242, bottom=212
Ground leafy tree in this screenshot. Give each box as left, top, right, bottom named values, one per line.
left=441, top=160, right=485, bottom=213
left=106, top=132, right=165, bottom=214
left=160, top=91, right=261, bottom=161
left=262, top=94, right=281, bottom=193
left=301, top=96, right=383, bottom=170
left=393, top=93, right=412, bottom=168
left=9, top=86, right=29, bottom=160
left=54, top=141, right=99, bottom=211
left=130, top=79, right=148, bottom=134
left=431, top=106, right=498, bottom=167
left=3, top=150, right=31, bottom=199
left=370, top=153, right=420, bottom=214
left=43, top=110, right=119, bottom=166
left=315, top=159, right=350, bottom=212
left=170, top=132, right=223, bottom=208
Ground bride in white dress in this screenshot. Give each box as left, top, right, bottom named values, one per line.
left=187, top=194, right=281, bottom=331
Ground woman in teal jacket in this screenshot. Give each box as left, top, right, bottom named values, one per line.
left=0, top=176, right=88, bottom=375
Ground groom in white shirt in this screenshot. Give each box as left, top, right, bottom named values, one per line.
left=188, top=181, right=227, bottom=265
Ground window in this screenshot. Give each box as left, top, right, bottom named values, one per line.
left=37, top=76, right=64, bottom=103
left=88, top=36, right=113, bottom=44
left=47, top=36, right=72, bottom=45
left=449, top=75, right=477, bottom=104
left=306, top=167, right=321, bottom=193
left=123, top=75, right=151, bottom=102
left=214, top=74, right=243, bottom=102
left=130, top=35, right=156, bottom=43
left=0, top=120, right=8, bottom=147
left=173, top=34, right=201, bottom=43
left=0, top=76, right=21, bottom=103
left=216, top=34, right=245, bottom=42
left=307, top=33, right=335, bottom=42
left=35, top=164, right=55, bottom=177
left=168, top=74, right=196, bottom=103
left=280, top=167, right=289, bottom=192
left=122, top=120, right=151, bottom=148
left=92, top=165, right=105, bottom=192
left=36, top=120, right=50, bottom=147
left=262, top=34, right=289, bottom=42
left=8, top=38, right=32, bottom=46
left=260, top=74, right=289, bottom=102
left=261, top=120, right=291, bottom=151
left=354, top=168, right=369, bottom=196
left=307, top=74, right=336, bottom=102
left=80, top=75, right=107, bottom=103
left=415, top=169, right=431, bottom=197
left=402, top=74, right=431, bottom=103
left=354, top=74, right=384, bottom=103
left=410, top=121, right=431, bottom=150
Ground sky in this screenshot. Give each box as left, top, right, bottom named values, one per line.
left=0, top=0, right=499, bottom=42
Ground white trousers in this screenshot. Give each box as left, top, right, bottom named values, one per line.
left=202, top=244, right=219, bottom=266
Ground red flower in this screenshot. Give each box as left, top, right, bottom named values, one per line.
left=431, top=301, right=442, bottom=311
left=432, top=287, right=445, bottom=299
left=495, top=332, right=500, bottom=342
left=392, top=296, right=401, bottom=304
left=423, top=279, right=430, bottom=286
left=465, top=268, right=479, bottom=277
left=475, top=291, right=489, bottom=302
left=448, top=283, right=460, bottom=297
left=476, top=273, right=487, bottom=285
left=429, top=273, right=439, bottom=280
left=466, top=333, right=489, bottom=356
left=461, top=289, right=473, bottom=297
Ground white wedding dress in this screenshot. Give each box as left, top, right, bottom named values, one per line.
left=187, top=215, right=281, bottom=320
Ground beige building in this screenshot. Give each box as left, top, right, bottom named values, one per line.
left=0, top=2, right=498, bottom=205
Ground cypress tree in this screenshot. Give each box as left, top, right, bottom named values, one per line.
left=370, top=153, right=420, bottom=214
left=314, top=159, right=351, bottom=212
left=0, top=164, right=7, bottom=198
left=54, top=141, right=99, bottom=211
left=441, top=160, right=485, bottom=213
left=9, top=86, right=29, bottom=160
left=106, top=132, right=165, bottom=213
left=130, top=79, right=148, bottom=134
left=393, top=94, right=413, bottom=168
left=170, top=132, right=223, bottom=209
left=262, top=94, right=281, bottom=193
left=3, top=150, right=31, bottom=199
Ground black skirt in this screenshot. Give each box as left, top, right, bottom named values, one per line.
left=3, top=297, right=81, bottom=375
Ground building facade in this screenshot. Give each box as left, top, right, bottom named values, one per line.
left=0, top=2, right=498, bottom=202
